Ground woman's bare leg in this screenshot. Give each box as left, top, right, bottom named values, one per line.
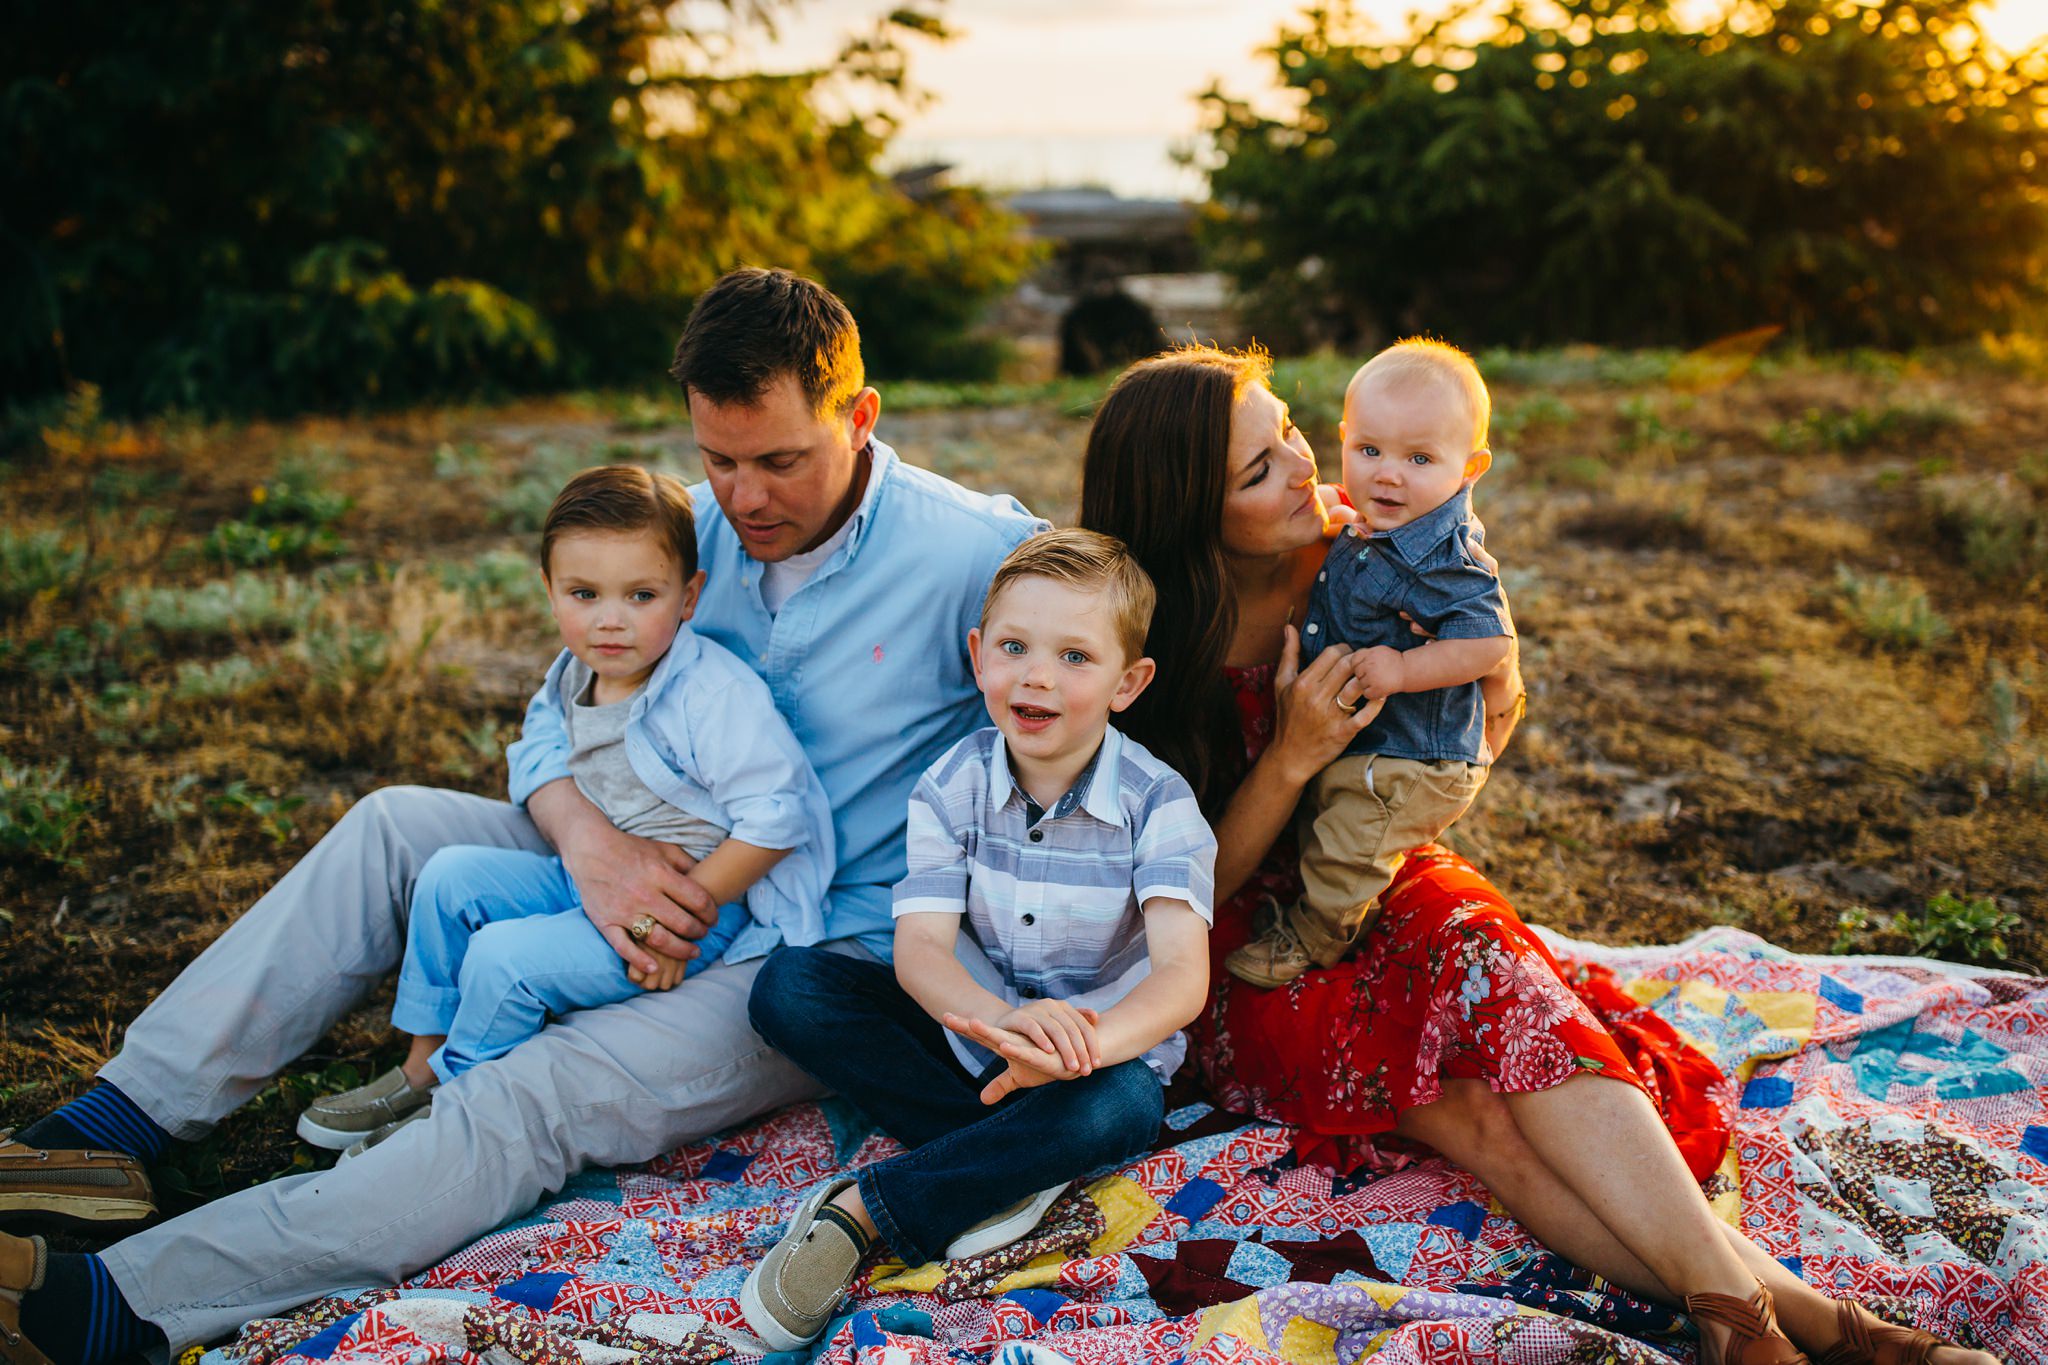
left=1396, top=1081, right=1670, bottom=1302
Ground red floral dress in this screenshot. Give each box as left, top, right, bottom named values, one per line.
left=1186, top=663, right=1729, bottom=1181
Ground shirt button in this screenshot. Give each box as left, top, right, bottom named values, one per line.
left=1305, top=623, right=1318, bottom=635
left=1029, top=829, right=1044, bottom=842
left=1019, top=986, right=1036, bottom=999
left=1318, top=571, right=1326, bottom=581
left=1021, top=913, right=1035, bottom=926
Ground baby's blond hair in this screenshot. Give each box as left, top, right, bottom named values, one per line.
left=982, top=528, right=1156, bottom=666
left=1348, top=337, right=1490, bottom=451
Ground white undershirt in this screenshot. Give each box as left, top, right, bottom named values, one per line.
left=760, top=512, right=855, bottom=615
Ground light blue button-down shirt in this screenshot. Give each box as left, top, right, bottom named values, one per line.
left=507, top=437, right=1045, bottom=956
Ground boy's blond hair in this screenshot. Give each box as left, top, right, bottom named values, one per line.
left=1348, top=337, right=1491, bottom=451
left=982, top=528, right=1156, bottom=665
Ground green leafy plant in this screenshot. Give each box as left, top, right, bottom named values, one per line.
left=208, top=781, right=306, bottom=848
left=124, top=574, right=313, bottom=639
left=1769, top=402, right=1964, bottom=453
left=1907, top=892, right=2020, bottom=964
left=0, top=756, right=94, bottom=867
left=0, top=530, right=90, bottom=612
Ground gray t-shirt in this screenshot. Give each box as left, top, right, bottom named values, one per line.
left=563, top=659, right=727, bottom=859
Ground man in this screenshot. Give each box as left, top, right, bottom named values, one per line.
left=0, top=268, right=1043, bottom=1364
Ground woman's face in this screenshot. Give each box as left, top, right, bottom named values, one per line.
left=1220, top=381, right=1325, bottom=559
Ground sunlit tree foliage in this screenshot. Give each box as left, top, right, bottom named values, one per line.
left=1200, top=0, right=2048, bottom=349
left=1, top=2, right=1037, bottom=411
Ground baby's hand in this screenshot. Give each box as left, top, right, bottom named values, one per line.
left=1319, top=484, right=1359, bottom=536
left=627, top=949, right=690, bottom=992
left=1353, top=645, right=1410, bottom=701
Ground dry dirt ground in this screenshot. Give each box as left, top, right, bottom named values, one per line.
left=2, top=351, right=2043, bottom=1222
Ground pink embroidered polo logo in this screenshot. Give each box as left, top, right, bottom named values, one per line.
left=873, top=644, right=884, bottom=664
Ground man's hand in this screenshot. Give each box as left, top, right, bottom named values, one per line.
left=992, top=999, right=1101, bottom=1075
left=529, top=781, right=718, bottom=974
left=1353, top=645, right=1410, bottom=701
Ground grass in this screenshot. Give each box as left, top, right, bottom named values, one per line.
left=3, top=343, right=2043, bottom=1204
left=1769, top=400, right=1966, bottom=453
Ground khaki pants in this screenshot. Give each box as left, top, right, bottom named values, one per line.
left=94, top=785, right=835, bottom=1353
left=1290, top=754, right=1487, bottom=967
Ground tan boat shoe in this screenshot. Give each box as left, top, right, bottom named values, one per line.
left=0, top=1232, right=52, bottom=1365
left=0, top=1131, right=154, bottom=1229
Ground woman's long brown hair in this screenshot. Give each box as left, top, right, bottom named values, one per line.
left=1079, top=346, right=1272, bottom=810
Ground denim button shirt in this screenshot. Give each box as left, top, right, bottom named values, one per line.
left=507, top=437, right=1045, bottom=957
left=1300, top=488, right=1512, bottom=765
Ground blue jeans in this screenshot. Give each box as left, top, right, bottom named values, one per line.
left=748, top=947, right=1164, bottom=1266
left=394, top=845, right=748, bottom=1080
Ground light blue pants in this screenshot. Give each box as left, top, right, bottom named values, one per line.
left=392, top=844, right=748, bottom=1081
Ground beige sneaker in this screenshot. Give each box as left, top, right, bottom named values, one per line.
left=1225, top=919, right=1315, bottom=988
left=296, top=1068, right=435, bottom=1151
left=339, top=1105, right=431, bottom=1160
left=739, top=1176, right=869, bottom=1352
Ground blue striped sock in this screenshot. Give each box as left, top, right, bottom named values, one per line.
left=16, top=1082, right=170, bottom=1164
left=21, top=1252, right=163, bottom=1365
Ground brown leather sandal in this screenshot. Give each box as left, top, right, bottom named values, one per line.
left=1813, top=1299, right=1953, bottom=1365
left=1685, top=1282, right=1811, bottom=1365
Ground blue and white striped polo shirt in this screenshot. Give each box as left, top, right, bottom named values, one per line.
left=893, top=723, right=1216, bottom=1081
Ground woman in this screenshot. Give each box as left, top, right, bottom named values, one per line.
left=1076, top=347, right=1988, bottom=1365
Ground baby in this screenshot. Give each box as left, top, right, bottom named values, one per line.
left=1227, top=339, right=1513, bottom=988
left=298, top=464, right=833, bottom=1154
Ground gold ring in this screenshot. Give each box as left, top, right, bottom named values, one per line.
left=1339, top=694, right=1364, bottom=714
left=627, top=914, right=658, bottom=944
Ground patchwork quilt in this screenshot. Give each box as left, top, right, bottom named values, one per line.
left=205, top=928, right=2047, bottom=1365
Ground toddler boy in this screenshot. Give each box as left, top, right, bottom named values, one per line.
left=297, top=465, right=834, bottom=1154
left=1226, top=339, right=1513, bottom=988
left=738, top=529, right=1215, bottom=1351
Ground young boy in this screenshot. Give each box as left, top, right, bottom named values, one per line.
left=1226, top=339, right=1514, bottom=988
left=737, top=529, right=1215, bottom=1352
left=297, top=465, right=835, bottom=1154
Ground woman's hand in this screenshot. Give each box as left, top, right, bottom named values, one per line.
left=1269, top=623, right=1385, bottom=785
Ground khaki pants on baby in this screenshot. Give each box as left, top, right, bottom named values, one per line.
left=1290, top=754, right=1488, bottom=967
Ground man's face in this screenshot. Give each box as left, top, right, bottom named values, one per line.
left=689, top=373, right=880, bottom=562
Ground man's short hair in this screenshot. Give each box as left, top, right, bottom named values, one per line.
left=541, top=465, right=698, bottom=580
left=982, top=528, right=1157, bottom=665
left=668, top=267, right=865, bottom=417
left=1349, top=337, right=1491, bottom=450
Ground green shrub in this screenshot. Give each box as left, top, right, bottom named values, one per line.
left=125, top=574, right=313, bottom=639
left=1615, top=395, right=1697, bottom=455
left=0, top=621, right=136, bottom=684
left=1491, top=394, right=1578, bottom=445
left=1770, top=402, right=1964, bottom=453
left=491, top=446, right=594, bottom=533
left=0, top=756, right=93, bottom=867
left=173, top=655, right=275, bottom=701
left=0, top=530, right=90, bottom=611
left=202, top=519, right=344, bottom=570
left=1908, top=892, right=2020, bottom=964
left=208, top=780, right=305, bottom=848
left=1920, top=474, right=2047, bottom=582
left=437, top=549, right=544, bottom=612
left=1832, top=566, right=1951, bottom=651
left=1202, top=1, right=2048, bottom=349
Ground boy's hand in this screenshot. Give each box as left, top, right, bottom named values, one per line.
left=627, top=949, right=690, bottom=992
left=1353, top=645, right=1410, bottom=701
left=993, top=999, right=1101, bottom=1075
left=943, top=1010, right=1100, bottom=1103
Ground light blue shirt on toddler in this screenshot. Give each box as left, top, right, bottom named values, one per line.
left=507, top=623, right=835, bottom=960
left=507, top=437, right=1046, bottom=958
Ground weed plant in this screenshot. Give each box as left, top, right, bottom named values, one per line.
left=0, top=757, right=93, bottom=867
left=125, top=574, right=314, bottom=639
left=1920, top=473, right=2047, bottom=582
left=1831, top=566, right=1952, bottom=650
left=0, top=530, right=90, bottom=612
left=1770, top=401, right=1964, bottom=453
left=1909, top=892, right=2021, bottom=964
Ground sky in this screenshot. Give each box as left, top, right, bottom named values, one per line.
left=724, top=0, right=2048, bottom=198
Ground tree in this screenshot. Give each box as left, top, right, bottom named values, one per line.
left=0, top=1, right=1038, bottom=411
left=1199, top=0, right=2048, bottom=350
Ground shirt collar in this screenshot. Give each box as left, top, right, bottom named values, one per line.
left=1360, top=486, right=1474, bottom=560
left=987, top=725, right=1128, bottom=828
left=835, top=437, right=898, bottom=564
